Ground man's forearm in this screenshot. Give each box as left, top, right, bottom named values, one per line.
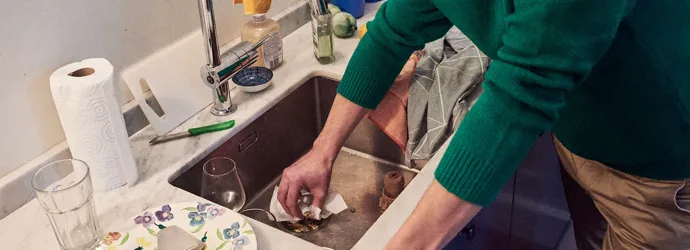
left=388, top=180, right=482, bottom=249
left=313, top=94, right=369, bottom=159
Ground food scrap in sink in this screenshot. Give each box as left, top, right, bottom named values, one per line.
left=281, top=218, right=330, bottom=234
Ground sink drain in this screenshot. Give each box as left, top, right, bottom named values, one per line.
left=279, top=217, right=330, bottom=234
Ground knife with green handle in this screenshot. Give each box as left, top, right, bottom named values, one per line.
left=149, top=120, right=235, bottom=145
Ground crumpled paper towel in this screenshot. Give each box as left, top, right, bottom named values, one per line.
left=269, top=186, right=348, bottom=222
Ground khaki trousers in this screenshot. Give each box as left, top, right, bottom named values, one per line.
left=554, top=137, right=690, bottom=250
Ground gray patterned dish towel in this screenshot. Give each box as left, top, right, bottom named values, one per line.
left=406, top=27, right=490, bottom=164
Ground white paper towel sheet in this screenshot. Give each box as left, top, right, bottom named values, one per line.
left=50, top=58, right=138, bottom=191
left=269, top=186, right=348, bottom=222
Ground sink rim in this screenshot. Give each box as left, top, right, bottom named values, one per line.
left=167, top=74, right=419, bottom=249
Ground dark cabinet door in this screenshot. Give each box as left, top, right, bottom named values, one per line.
left=509, top=133, right=571, bottom=250
left=444, top=176, right=515, bottom=250
left=444, top=134, right=572, bottom=250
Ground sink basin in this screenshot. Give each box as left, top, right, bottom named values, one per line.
left=170, top=76, right=418, bottom=249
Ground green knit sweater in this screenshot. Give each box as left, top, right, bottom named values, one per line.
left=337, top=0, right=690, bottom=206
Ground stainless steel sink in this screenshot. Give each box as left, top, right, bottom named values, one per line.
left=170, top=76, right=418, bottom=249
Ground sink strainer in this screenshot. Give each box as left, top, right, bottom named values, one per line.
left=275, top=194, right=331, bottom=234
left=240, top=208, right=331, bottom=234
left=279, top=217, right=330, bottom=234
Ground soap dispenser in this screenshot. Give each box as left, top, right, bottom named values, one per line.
left=241, top=14, right=283, bottom=69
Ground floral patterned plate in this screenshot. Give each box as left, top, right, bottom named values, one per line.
left=95, top=202, right=257, bottom=250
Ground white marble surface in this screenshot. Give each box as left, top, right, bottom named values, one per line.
left=0, top=1, right=312, bottom=220
left=0, top=2, right=460, bottom=249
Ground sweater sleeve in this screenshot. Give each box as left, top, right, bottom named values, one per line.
left=336, top=0, right=452, bottom=109
left=434, top=0, right=635, bottom=206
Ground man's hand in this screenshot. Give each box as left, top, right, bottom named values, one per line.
left=385, top=180, right=482, bottom=249
left=276, top=94, right=370, bottom=218
left=278, top=149, right=335, bottom=219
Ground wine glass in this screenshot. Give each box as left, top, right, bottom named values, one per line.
left=201, top=157, right=246, bottom=211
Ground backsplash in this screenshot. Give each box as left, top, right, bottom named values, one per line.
left=0, top=0, right=311, bottom=220
left=0, top=0, right=301, bottom=179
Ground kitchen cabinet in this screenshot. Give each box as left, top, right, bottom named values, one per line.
left=444, top=134, right=572, bottom=250
left=445, top=177, right=515, bottom=250
left=509, top=133, right=571, bottom=249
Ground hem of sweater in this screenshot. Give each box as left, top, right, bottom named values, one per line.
left=599, top=156, right=690, bottom=181
left=434, top=144, right=515, bottom=207
left=553, top=132, right=690, bottom=181
left=336, top=66, right=389, bottom=109
left=336, top=34, right=410, bottom=110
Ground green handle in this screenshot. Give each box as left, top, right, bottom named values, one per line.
left=188, top=120, right=235, bottom=136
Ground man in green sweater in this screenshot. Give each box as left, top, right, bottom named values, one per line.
left=278, top=0, right=690, bottom=249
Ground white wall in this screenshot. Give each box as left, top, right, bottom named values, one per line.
left=0, top=0, right=297, bottom=178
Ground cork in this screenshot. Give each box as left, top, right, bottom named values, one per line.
left=379, top=171, right=405, bottom=211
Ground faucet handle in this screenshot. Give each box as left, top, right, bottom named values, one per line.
left=218, top=52, right=258, bottom=81
left=200, top=64, right=219, bottom=89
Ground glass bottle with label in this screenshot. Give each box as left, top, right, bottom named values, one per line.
left=241, top=14, right=283, bottom=69
left=312, top=11, right=335, bottom=64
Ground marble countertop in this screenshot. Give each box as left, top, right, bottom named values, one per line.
left=0, top=3, right=457, bottom=249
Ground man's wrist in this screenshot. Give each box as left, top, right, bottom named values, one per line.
left=312, top=138, right=340, bottom=163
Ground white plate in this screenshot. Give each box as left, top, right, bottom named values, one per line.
left=95, top=202, right=257, bottom=250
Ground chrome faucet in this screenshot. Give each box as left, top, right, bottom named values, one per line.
left=197, top=0, right=266, bottom=116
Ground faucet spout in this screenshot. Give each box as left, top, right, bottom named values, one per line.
left=199, top=0, right=266, bottom=116
left=198, top=0, right=222, bottom=68
left=197, top=0, right=265, bottom=116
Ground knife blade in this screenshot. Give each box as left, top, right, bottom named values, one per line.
left=149, top=120, right=235, bottom=145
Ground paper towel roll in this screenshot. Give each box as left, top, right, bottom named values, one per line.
left=50, top=58, right=138, bottom=191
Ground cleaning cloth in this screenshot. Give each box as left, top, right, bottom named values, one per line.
left=269, top=186, right=348, bottom=222
left=233, top=0, right=272, bottom=15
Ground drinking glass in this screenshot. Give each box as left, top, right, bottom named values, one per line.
left=32, top=159, right=100, bottom=250
left=201, top=157, right=246, bottom=211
